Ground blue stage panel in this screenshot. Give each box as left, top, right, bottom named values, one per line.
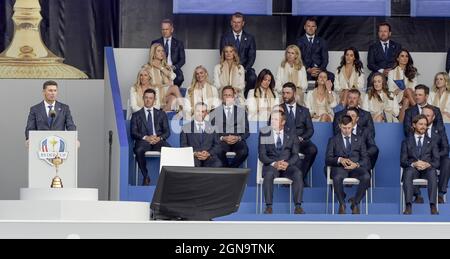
left=411, top=0, right=450, bottom=17
left=173, top=0, right=273, bottom=15
left=292, top=0, right=391, bottom=16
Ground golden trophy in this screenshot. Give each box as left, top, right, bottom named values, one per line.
left=49, top=138, right=63, bottom=188
left=0, top=0, right=88, bottom=79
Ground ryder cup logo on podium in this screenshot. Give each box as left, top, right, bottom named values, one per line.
left=38, top=136, right=69, bottom=188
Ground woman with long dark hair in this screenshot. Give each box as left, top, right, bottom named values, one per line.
left=363, top=72, right=399, bottom=122
left=388, top=48, right=418, bottom=110
left=247, top=69, right=279, bottom=121
left=334, top=47, right=366, bottom=99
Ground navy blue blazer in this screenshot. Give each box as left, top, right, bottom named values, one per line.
left=220, top=30, right=256, bottom=71
left=25, top=101, right=76, bottom=140
left=296, top=35, right=329, bottom=70
left=401, top=135, right=440, bottom=170
left=446, top=48, right=450, bottom=73
left=429, top=125, right=449, bottom=159
left=403, top=105, right=444, bottom=137
left=326, top=134, right=370, bottom=170
left=180, top=121, right=221, bottom=156
left=210, top=105, right=250, bottom=140
left=281, top=103, right=314, bottom=142
left=333, top=108, right=375, bottom=139
left=367, top=40, right=402, bottom=73
left=258, top=126, right=300, bottom=166
left=151, top=37, right=186, bottom=71
left=130, top=108, right=170, bottom=142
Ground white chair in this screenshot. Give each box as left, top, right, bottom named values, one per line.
left=134, top=151, right=161, bottom=186
left=326, top=167, right=369, bottom=215
left=400, top=168, right=439, bottom=214
left=256, top=159, right=293, bottom=214
left=226, top=152, right=248, bottom=168
left=160, top=147, right=195, bottom=172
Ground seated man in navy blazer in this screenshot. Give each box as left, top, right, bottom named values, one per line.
left=296, top=17, right=334, bottom=81
left=367, top=22, right=402, bottom=85
left=403, top=85, right=444, bottom=137
left=280, top=82, right=317, bottom=185
left=25, top=81, right=77, bottom=143
left=131, top=89, right=171, bottom=186
left=220, top=12, right=257, bottom=98
left=181, top=102, right=222, bottom=168
left=151, top=19, right=185, bottom=87
left=326, top=115, right=371, bottom=214
left=333, top=89, right=375, bottom=140
left=260, top=110, right=304, bottom=214
left=346, top=107, right=379, bottom=169
left=210, top=86, right=249, bottom=168
left=401, top=114, right=440, bottom=215
left=446, top=48, right=450, bottom=73
left=422, top=106, right=450, bottom=204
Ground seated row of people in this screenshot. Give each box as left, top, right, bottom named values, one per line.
left=129, top=81, right=449, bottom=215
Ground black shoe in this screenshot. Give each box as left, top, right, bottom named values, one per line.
left=264, top=207, right=273, bottom=214
left=143, top=177, right=151, bottom=186
left=294, top=207, right=305, bottom=215
left=438, top=195, right=445, bottom=204
left=349, top=198, right=360, bottom=214
left=431, top=204, right=439, bottom=215
left=414, top=196, right=424, bottom=204
left=404, top=204, right=412, bottom=215
left=338, top=204, right=346, bottom=214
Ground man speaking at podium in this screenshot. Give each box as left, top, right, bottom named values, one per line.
left=25, top=81, right=77, bottom=145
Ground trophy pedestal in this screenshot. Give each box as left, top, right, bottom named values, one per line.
left=20, top=188, right=98, bottom=201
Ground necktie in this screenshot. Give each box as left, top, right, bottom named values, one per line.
left=164, top=39, right=169, bottom=58
left=48, top=105, right=54, bottom=127
left=383, top=43, right=389, bottom=57
left=276, top=133, right=283, bottom=151
left=235, top=35, right=241, bottom=50
left=147, top=109, right=154, bottom=136
left=198, top=123, right=204, bottom=145
left=289, top=105, right=294, bottom=118
left=417, top=137, right=423, bottom=155
left=226, top=107, right=232, bottom=120
left=309, top=37, right=313, bottom=44
left=345, top=136, right=351, bottom=154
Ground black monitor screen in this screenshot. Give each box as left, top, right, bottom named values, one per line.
left=151, top=166, right=250, bottom=220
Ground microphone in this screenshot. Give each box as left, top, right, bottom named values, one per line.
left=49, top=110, right=56, bottom=129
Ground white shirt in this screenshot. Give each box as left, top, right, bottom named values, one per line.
left=428, top=125, right=433, bottom=138
left=415, top=134, right=425, bottom=146
left=195, top=120, right=205, bottom=132
left=144, top=107, right=156, bottom=137
left=342, top=134, right=352, bottom=148
left=273, top=130, right=284, bottom=146
left=233, top=31, right=242, bottom=42
left=352, top=125, right=358, bottom=136
left=44, top=101, right=56, bottom=117
left=307, top=34, right=315, bottom=43
left=164, top=37, right=173, bottom=66
left=224, top=105, right=234, bottom=119
left=418, top=104, right=428, bottom=115
left=286, top=103, right=297, bottom=118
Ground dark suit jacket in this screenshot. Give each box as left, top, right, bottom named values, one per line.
left=130, top=108, right=170, bottom=142
left=326, top=134, right=370, bottom=170
left=281, top=103, right=314, bottom=141
left=401, top=135, right=440, bottom=169
left=296, top=35, right=329, bottom=70
left=220, top=30, right=256, bottom=71
left=333, top=108, right=375, bottom=139
left=151, top=37, right=185, bottom=71
left=25, top=101, right=76, bottom=140
left=210, top=105, right=250, bottom=140
left=180, top=121, right=221, bottom=156
left=403, top=105, right=444, bottom=137
left=258, top=126, right=300, bottom=166
left=446, top=48, right=450, bottom=73
left=367, top=40, right=402, bottom=73
left=429, top=125, right=449, bottom=159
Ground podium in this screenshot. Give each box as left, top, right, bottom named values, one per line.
left=0, top=131, right=151, bottom=221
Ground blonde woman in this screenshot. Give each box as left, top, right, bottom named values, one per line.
left=430, top=72, right=450, bottom=123
left=305, top=71, right=337, bottom=122
left=146, top=43, right=184, bottom=112
left=388, top=49, right=418, bottom=107
left=185, top=66, right=220, bottom=117
left=363, top=72, right=399, bottom=123
left=247, top=69, right=280, bottom=121
left=213, top=45, right=245, bottom=104
left=275, top=45, right=308, bottom=104
left=130, top=67, right=153, bottom=114
left=334, top=47, right=366, bottom=104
